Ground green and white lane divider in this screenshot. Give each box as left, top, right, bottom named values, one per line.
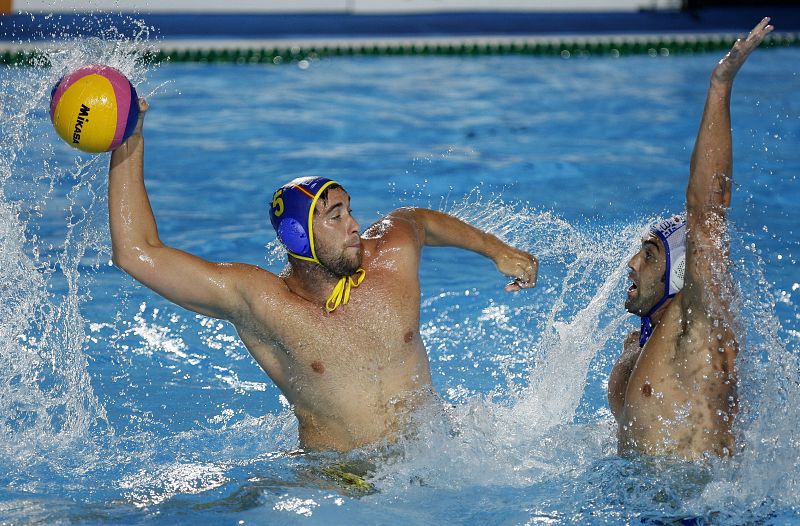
left=1, top=32, right=797, bottom=65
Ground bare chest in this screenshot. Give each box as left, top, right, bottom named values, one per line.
left=620, top=323, right=735, bottom=456
left=241, top=276, right=430, bottom=407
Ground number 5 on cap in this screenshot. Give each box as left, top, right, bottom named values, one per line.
left=272, top=190, right=284, bottom=217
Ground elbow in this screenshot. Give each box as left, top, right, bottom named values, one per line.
left=685, top=184, right=704, bottom=212
left=111, top=244, right=157, bottom=277
left=111, top=249, right=130, bottom=272
left=685, top=199, right=726, bottom=225
left=111, top=248, right=137, bottom=275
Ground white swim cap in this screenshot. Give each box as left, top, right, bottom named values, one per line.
left=649, top=215, right=686, bottom=297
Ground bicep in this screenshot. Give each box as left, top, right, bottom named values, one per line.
left=118, top=244, right=264, bottom=320
left=398, top=208, right=468, bottom=248
left=681, top=212, right=733, bottom=322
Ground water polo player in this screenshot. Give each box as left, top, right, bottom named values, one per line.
left=107, top=100, right=538, bottom=452
left=607, top=18, right=773, bottom=459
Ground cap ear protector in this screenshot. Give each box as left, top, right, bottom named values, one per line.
left=277, top=216, right=311, bottom=257
left=670, top=252, right=686, bottom=295
left=269, top=176, right=340, bottom=263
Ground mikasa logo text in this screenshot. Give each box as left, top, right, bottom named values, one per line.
left=72, top=104, right=90, bottom=144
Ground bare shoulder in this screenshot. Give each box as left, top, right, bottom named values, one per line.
left=676, top=282, right=735, bottom=339
left=624, top=330, right=640, bottom=350
left=221, top=261, right=282, bottom=286
left=614, top=330, right=643, bottom=378
left=217, top=262, right=291, bottom=314
left=609, top=330, right=643, bottom=420
left=360, top=210, right=424, bottom=277
left=363, top=208, right=423, bottom=249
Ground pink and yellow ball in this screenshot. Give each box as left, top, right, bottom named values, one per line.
left=50, top=64, right=139, bottom=154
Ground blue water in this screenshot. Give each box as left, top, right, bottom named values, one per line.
left=1, top=37, right=799, bottom=525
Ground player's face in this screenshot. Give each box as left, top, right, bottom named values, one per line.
left=625, top=234, right=667, bottom=316
left=313, top=188, right=363, bottom=277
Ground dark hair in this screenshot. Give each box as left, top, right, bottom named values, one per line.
left=315, top=183, right=344, bottom=212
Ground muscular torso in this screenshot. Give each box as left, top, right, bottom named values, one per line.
left=232, top=227, right=434, bottom=452
left=609, top=294, right=737, bottom=459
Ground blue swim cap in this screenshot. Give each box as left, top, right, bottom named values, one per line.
left=269, top=176, right=340, bottom=263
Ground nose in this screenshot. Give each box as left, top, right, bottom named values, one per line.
left=348, top=214, right=360, bottom=235
left=627, top=253, right=640, bottom=273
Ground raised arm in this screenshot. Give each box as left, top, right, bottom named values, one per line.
left=682, top=18, right=772, bottom=319
left=386, top=207, right=538, bottom=291
left=108, top=99, right=268, bottom=320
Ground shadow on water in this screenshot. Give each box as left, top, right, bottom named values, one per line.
left=1, top=13, right=799, bottom=525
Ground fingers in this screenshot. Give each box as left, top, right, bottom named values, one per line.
left=133, top=97, right=148, bottom=135
left=742, top=17, right=773, bottom=50
left=505, top=277, right=532, bottom=293
left=747, top=17, right=773, bottom=42
left=713, top=18, right=772, bottom=83
left=504, top=255, right=538, bottom=293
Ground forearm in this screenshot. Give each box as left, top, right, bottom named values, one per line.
left=408, top=207, right=538, bottom=289
left=108, top=132, right=163, bottom=268
left=686, top=79, right=733, bottom=217
left=685, top=17, right=773, bottom=214
left=413, top=208, right=504, bottom=256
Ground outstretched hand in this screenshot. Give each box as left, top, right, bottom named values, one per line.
left=494, top=247, right=538, bottom=292
left=712, top=17, right=773, bottom=84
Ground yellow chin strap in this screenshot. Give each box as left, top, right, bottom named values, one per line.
left=325, top=268, right=366, bottom=313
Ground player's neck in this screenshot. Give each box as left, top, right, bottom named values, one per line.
left=284, top=258, right=345, bottom=306
left=647, top=295, right=676, bottom=328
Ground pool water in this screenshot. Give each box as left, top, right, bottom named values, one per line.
left=1, top=37, right=799, bottom=524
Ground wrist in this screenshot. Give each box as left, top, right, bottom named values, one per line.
left=710, top=78, right=733, bottom=89
left=709, top=70, right=736, bottom=89
left=483, top=233, right=505, bottom=261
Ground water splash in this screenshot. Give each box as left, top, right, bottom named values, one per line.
left=366, top=197, right=638, bottom=491
left=0, top=15, right=156, bottom=481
